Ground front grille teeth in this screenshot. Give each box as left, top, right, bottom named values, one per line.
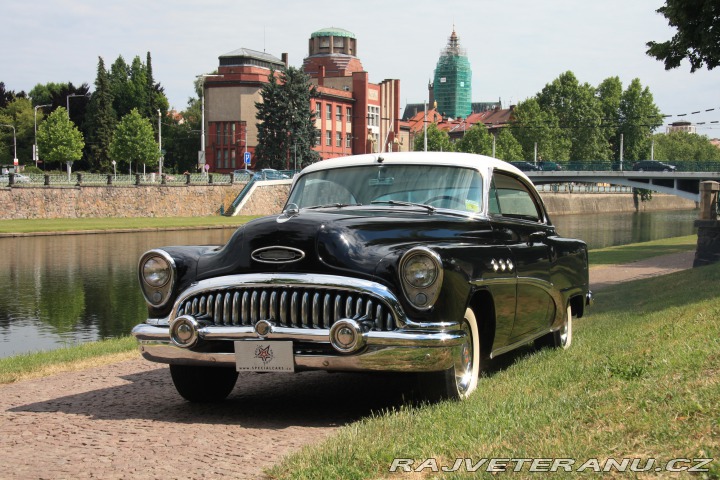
left=177, top=287, right=397, bottom=332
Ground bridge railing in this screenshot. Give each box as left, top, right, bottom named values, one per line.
left=547, top=161, right=720, bottom=172
left=536, top=184, right=634, bottom=194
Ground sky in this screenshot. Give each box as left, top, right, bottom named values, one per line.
left=2, top=0, right=718, bottom=135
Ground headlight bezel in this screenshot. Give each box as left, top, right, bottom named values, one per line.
left=399, top=247, right=444, bottom=310
left=138, top=249, right=176, bottom=307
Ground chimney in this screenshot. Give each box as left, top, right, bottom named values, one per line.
left=281, top=53, right=288, bottom=67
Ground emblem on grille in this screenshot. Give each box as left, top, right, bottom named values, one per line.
left=251, top=246, right=305, bottom=264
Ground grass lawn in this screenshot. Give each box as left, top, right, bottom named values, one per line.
left=266, top=260, right=719, bottom=479
left=589, top=234, right=697, bottom=265
left=0, top=216, right=260, bottom=234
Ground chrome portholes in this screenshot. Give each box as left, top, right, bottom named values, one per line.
left=490, top=258, right=514, bottom=273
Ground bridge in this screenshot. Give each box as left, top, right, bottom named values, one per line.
left=525, top=170, right=720, bottom=202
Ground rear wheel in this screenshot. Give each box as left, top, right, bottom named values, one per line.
left=169, top=365, right=238, bottom=402
left=536, top=305, right=573, bottom=350
left=422, top=308, right=481, bottom=400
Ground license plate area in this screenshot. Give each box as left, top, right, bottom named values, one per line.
left=234, top=341, right=294, bottom=372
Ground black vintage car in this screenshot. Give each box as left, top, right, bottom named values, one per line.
left=133, top=152, right=591, bottom=401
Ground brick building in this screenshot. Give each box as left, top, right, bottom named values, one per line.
left=201, top=27, right=406, bottom=173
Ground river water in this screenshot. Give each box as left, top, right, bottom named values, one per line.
left=0, top=209, right=698, bottom=358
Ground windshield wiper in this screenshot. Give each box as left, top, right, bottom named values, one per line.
left=305, top=203, right=362, bottom=209
left=370, top=200, right=436, bottom=213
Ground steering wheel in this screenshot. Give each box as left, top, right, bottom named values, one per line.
left=424, top=195, right=465, bottom=208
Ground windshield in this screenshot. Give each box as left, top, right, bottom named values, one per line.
left=287, top=164, right=483, bottom=213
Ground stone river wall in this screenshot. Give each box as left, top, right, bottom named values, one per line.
left=0, top=182, right=697, bottom=220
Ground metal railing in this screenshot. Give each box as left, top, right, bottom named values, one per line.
left=535, top=183, right=634, bottom=194
left=1, top=172, right=239, bottom=187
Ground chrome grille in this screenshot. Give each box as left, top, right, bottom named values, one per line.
left=177, top=287, right=397, bottom=331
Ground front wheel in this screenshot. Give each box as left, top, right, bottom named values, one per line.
left=421, top=308, right=481, bottom=400
left=169, top=364, right=238, bottom=402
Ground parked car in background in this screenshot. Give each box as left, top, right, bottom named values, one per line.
left=509, top=161, right=539, bottom=171
left=254, top=168, right=290, bottom=180
left=132, top=152, right=591, bottom=402
left=233, top=169, right=254, bottom=180
left=538, top=161, right=562, bottom=171
left=632, top=160, right=676, bottom=172
left=0, top=173, right=30, bottom=184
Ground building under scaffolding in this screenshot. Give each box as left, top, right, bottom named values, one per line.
left=433, top=29, right=472, bottom=119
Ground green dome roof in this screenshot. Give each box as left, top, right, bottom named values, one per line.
left=311, top=27, right=355, bottom=39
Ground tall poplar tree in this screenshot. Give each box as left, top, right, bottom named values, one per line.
left=255, top=67, right=319, bottom=170
left=85, top=57, right=117, bottom=171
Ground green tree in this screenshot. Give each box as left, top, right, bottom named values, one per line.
left=28, top=82, right=90, bottom=127
left=454, top=123, right=493, bottom=155
left=109, top=108, right=159, bottom=172
left=646, top=0, right=720, bottom=71
left=596, top=76, right=623, bottom=158
left=494, top=128, right=523, bottom=161
left=618, top=79, right=663, bottom=162
left=255, top=67, right=320, bottom=170
left=536, top=71, right=611, bottom=161
left=162, top=97, right=202, bottom=173
left=0, top=82, right=26, bottom=108
left=85, top=57, right=117, bottom=171
left=109, top=56, right=132, bottom=118
left=413, top=123, right=454, bottom=152
left=36, top=107, right=85, bottom=170
left=653, top=131, right=720, bottom=164
left=510, top=98, right=571, bottom=162
left=0, top=97, right=35, bottom=165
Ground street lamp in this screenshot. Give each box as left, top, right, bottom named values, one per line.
left=34, top=104, right=51, bottom=168
left=0, top=123, right=17, bottom=167
left=196, top=74, right=223, bottom=170
left=157, top=109, right=163, bottom=176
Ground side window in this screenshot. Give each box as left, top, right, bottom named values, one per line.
left=490, top=171, right=543, bottom=221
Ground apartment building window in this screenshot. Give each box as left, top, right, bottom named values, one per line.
left=346, top=107, right=352, bottom=123
left=326, top=104, right=332, bottom=121
left=315, top=130, right=321, bottom=146
left=346, top=133, right=352, bottom=148
left=315, top=102, right=321, bottom=117
left=367, top=106, right=380, bottom=127
left=336, top=132, right=342, bottom=147
left=326, top=130, right=332, bottom=146
left=336, top=105, right=342, bottom=121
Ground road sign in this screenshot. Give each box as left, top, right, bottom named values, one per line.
left=244, top=152, right=251, bottom=165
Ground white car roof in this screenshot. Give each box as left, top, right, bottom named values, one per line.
left=299, top=152, right=529, bottom=181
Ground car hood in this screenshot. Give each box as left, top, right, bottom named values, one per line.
left=196, top=207, right=493, bottom=283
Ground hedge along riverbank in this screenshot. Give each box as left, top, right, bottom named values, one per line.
left=0, top=182, right=695, bottom=220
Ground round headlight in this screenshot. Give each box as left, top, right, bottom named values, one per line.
left=403, top=253, right=439, bottom=288
left=143, top=256, right=171, bottom=287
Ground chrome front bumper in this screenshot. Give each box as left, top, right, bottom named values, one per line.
left=132, top=272, right=466, bottom=373
left=132, top=322, right=465, bottom=373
